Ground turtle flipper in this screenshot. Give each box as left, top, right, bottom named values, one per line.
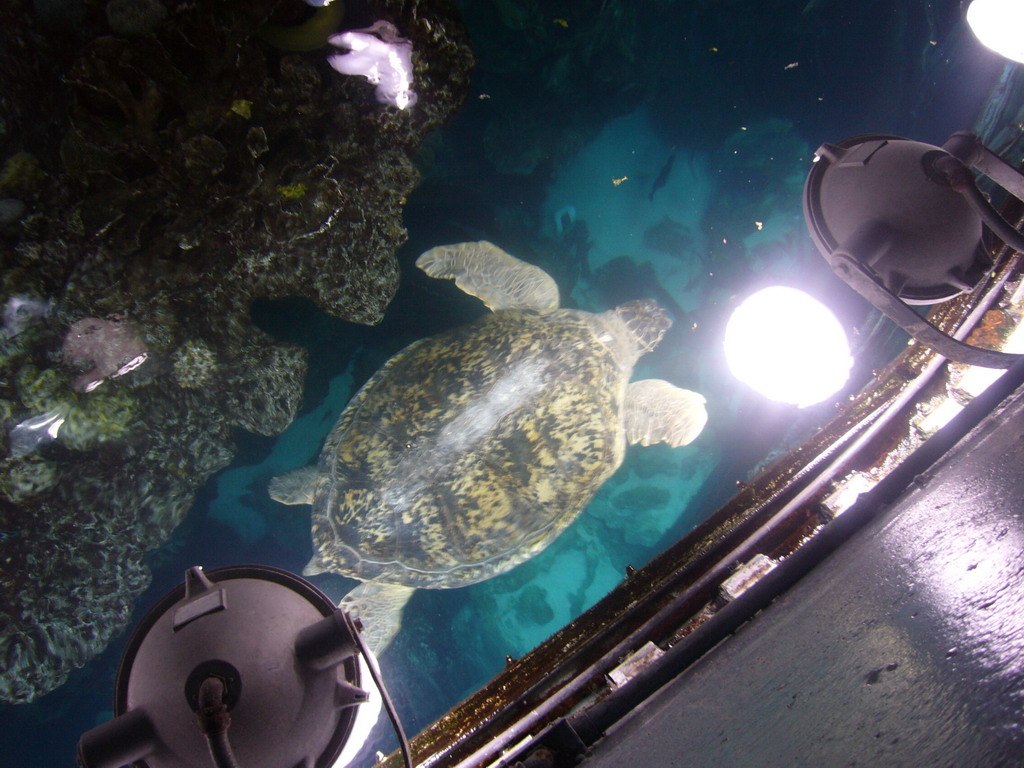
left=340, top=582, right=416, bottom=656
left=624, top=379, right=708, bottom=447
left=269, top=466, right=318, bottom=505
left=416, top=241, right=560, bottom=312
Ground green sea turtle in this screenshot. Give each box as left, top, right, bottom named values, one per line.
left=270, top=241, right=708, bottom=653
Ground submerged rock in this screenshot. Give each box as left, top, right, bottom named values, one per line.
left=514, top=584, right=555, bottom=626
left=612, top=484, right=670, bottom=513
left=105, top=0, right=167, bottom=37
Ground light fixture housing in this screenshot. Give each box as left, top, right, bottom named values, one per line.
left=804, top=135, right=989, bottom=305
left=77, top=565, right=368, bottom=768
left=803, top=133, right=1024, bottom=369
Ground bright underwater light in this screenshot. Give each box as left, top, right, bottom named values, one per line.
left=967, top=0, right=1024, bottom=64
left=724, top=286, right=853, bottom=408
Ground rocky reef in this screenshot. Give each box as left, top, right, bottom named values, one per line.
left=0, top=0, right=473, bottom=703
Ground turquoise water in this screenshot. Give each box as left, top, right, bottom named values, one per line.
left=0, top=0, right=1016, bottom=765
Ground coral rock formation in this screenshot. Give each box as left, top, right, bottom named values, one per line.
left=62, top=317, right=148, bottom=392
left=0, top=0, right=473, bottom=703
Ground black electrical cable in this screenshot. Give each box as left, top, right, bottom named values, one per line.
left=960, top=179, right=1024, bottom=255
left=351, top=626, right=413, bottom=768
left=929, top=150, right=1024, bottom=254
left=205, top=729, right=240, bottom=768
left=196, top=677, right=241, bottom=768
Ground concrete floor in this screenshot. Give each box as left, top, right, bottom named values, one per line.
left=582, top=382, right=1024, bottom=768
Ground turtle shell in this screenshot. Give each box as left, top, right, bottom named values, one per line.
left=308, top=308, right=631, bottom=589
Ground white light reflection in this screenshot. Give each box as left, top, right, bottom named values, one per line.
left=956, top=316, right=1024, bottom=398
left=327, top=21, right=417, bottom=110
left=913, top=397, right=965, bottom=438
left=885, top=510, right=1024, bottom=684
left=332, top=649, right=384, bottom=768
left=822, top=471, right=877, bottom=517
left=724, top=286, right=853, bottom=407
left=914, top=311, right=1024, bottom=436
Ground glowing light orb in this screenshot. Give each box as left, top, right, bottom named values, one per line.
left=967, top=0, right=1024, bottom=64
left=724, top=286, right=853, bottom=408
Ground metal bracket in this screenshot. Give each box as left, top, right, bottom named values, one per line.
left=830, top=252, right=1023, bottom=369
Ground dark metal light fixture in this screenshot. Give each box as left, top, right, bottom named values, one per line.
left=803, top=131, right=1024, bottom=369
left=77, top=564, right=410, bottom=768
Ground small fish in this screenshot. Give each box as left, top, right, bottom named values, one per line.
left=553, top=18, right=569, bottom=28
left=648, top=153, right=676, bottom=202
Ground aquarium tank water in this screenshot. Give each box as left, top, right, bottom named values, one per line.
left=0, top=0, right=1019, bottom=765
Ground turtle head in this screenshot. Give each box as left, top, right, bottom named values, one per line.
left=595, top=300, right=671, bottom=371
left=613, top=299, right=671, bottom=356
